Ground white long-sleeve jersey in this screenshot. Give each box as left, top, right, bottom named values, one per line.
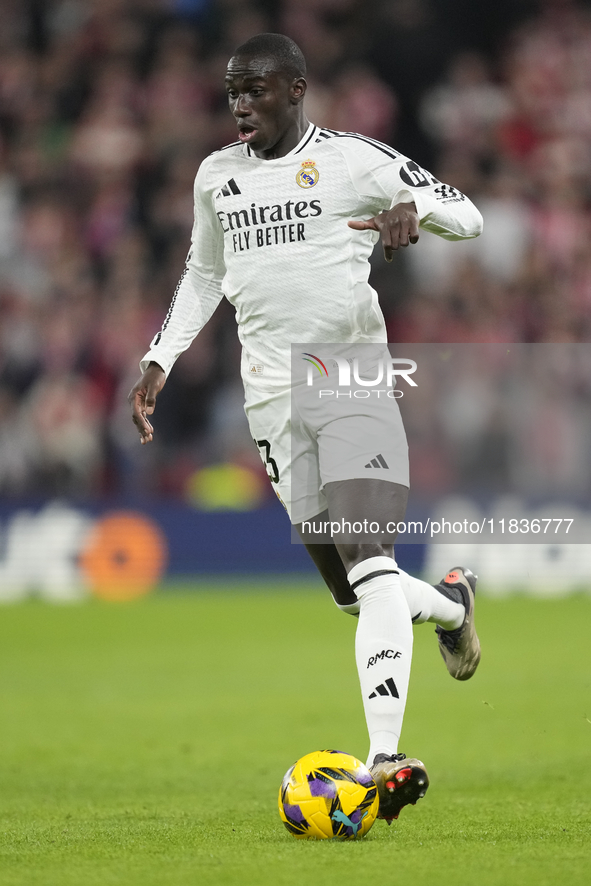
left=140, top=123, right=483, bottom=391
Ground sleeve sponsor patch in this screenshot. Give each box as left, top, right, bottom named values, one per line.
left=433, top=184, right=466, bottom=203
left=399, top=160, right=439, bottom=188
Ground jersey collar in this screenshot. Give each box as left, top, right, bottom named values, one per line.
left=244, top=123, right=318, bottom=160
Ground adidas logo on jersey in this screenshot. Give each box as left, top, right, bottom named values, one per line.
left=369, top=677, right=399, bottom=699
left=365, top=454, right=389, bottom=469
left=216, top=178, right=241, bottom=198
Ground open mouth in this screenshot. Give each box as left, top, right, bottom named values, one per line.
left=238, top=125, right=258, bottom=143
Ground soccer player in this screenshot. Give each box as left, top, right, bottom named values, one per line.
left=129, top=33, right=483, bottom=824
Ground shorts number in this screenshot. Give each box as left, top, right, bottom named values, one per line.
left=255, top=439, right=280, bottom=484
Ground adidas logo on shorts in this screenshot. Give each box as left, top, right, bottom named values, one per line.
left=365, top=453, right=389, bottom=469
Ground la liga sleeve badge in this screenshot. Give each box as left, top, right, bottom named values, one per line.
left=296, top=159, right=319, bottom=188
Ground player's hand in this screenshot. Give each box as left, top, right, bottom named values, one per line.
left=128, top=362, right=166, bottom=445
left=348, top=202, right=420, bottom=262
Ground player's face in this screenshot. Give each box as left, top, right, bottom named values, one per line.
left=225, top=55, right=305, bottom=158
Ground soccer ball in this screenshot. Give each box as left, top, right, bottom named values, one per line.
left=278, top=749, right=379, bottom=839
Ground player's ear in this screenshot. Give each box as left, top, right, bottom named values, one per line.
left=290, top=77, right=307, bottom=105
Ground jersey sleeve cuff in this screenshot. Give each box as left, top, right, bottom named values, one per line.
left=139, top=350, right=171, bottom=377
left=391, top=188, right=454, bottom=224
left=396, top=189, right=432, bottom=222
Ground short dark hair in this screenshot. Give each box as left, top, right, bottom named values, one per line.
left=232, top=33, right=306, bottom=80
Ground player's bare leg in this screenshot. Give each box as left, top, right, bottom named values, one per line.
left=299, top=536, right=357, bottom=606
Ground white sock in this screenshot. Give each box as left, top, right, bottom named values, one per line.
left=348, top=556, right=413, bottom=767
left=336, top=564, right=464, bottom=629
left=398, top=569, right=464, bottom=629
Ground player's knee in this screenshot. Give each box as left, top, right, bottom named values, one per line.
left=337, top=543, right=393, bottom=573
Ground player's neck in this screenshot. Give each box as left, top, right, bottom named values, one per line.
left=254, top=115, right=310, bottom=160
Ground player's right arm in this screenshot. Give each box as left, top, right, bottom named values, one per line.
left=128, top=361, right=166, bottom=445
left=128, top=157, right=226, bottom=443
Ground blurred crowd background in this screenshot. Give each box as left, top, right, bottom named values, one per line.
left=1, top=0, right=591, bottom=506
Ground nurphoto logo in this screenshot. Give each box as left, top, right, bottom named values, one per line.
left=302, top=353, right=418, bottom=398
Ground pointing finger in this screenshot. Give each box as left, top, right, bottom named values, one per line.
left=348, top=218, right=379, bottom=231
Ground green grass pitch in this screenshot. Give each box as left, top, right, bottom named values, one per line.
left=0, top=582, right=589, bottom=886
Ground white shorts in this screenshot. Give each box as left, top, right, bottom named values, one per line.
left=244, top=382, right=409, bottom=524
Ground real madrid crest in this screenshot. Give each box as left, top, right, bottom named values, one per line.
left=296, top=159, right=319, bottom=189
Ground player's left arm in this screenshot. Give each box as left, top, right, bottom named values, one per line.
left=345, top=146, right=483, bottom=262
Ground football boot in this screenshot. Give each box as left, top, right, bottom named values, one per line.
left=435, top=567, right=481, bottom=681
left=370, top=753, right=429, bottom=823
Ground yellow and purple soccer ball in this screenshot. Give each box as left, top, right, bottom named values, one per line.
left=278, top=749, right=379, bottom=839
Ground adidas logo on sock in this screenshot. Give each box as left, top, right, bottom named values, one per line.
left=365, top=453, right=389, bottom=469
left=217, top=178, right=241, bottom=197
left=369, top=677, right=399, bottom=699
